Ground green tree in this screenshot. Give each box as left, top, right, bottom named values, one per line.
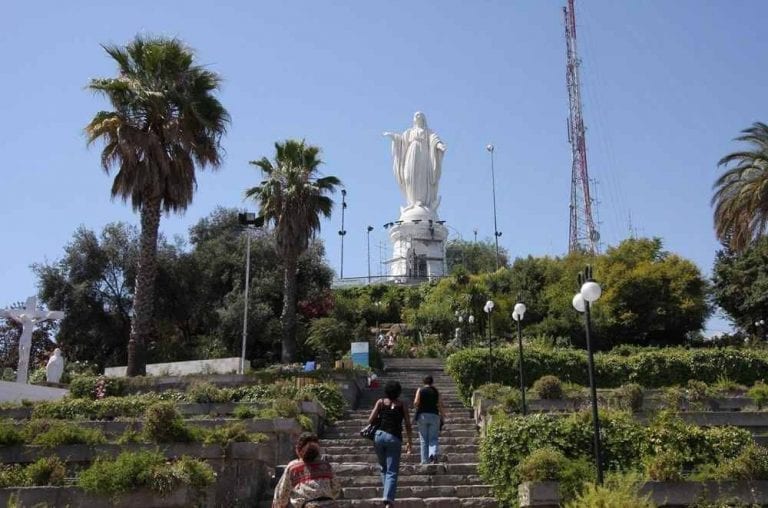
left=713, top=122, right=768, bottom=252
left=34, top=224, right=137, bottom=368
left=85, top=36, right=229, bottom=375
left=246, top=140, right=341, bottom=363
left=446, top=239, right=509, bottom=274
left=712, top=237, right=768, bottom=335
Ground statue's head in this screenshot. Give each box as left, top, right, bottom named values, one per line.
left=413, top=111, right=427, bottom=128
left=53, top=348, right=61, bottom=356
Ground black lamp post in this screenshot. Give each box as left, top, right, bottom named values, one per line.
left=366, top=225, right=374, bottom=284
left=338, top=189, right=347, bottom=278
left=512, top=300, right=527, bottom=415
left=237, top=212, right=264, bottom=374
left=484, top=300, right=495, bottom=383
left=486, top=144, right=502, bottom=270
left=572, top=265, right=604, bottom=484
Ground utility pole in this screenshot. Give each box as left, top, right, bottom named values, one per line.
left=486, top=144, right=502, bottom=270
left=564, top=0, right=599, bottom=255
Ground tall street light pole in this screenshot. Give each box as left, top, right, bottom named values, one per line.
left=512, top=300, right=527, bottom=415
left=367, top=226, right=374, bottom=284
left=484, top=300, right=495, bottom=383
left=238, top=212, right=264, bottom=375
left=486, top=145, right=502, bottom=270
left=338, top=189, right=347, bottom=278
left=573, top=265, right=604, bottom=484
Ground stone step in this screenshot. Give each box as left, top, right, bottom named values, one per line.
left=322, top=429, right=478, bottom=439
left=322, top=436, right=478, bottom=447
left=331, top=462, right=479, bottom=476
left=342, top=416, right=475, bottom=425
left=328, top=423, right=476, bottom=433
left=325, top=444, right=479, bottom=455
left=326, top=453, right=478, bottom=463
left=337, top=474, right=485, bottom=487
left=342, top=497, right=496, bottom=507
left=340, top=484, right=494, bottom=499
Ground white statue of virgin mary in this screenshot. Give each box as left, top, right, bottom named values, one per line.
left=384, top=112, right=446, bottom=218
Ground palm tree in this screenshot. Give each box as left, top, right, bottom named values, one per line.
left=86, top=36, right=229, bottom=375
left=713, top=122, right=768, bottom=252
left=246, top=140, right=341, bottom=363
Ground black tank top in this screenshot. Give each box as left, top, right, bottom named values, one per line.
left=418, top=386, right=439, bottom=414
left=378, top=399, right=404, bottom=440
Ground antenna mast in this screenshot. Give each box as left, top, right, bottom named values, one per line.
left=564, top=0, right=599, bottom=254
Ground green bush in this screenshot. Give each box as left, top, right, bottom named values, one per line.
left=475, top=383, right=521, bottom=413
left=69, top=375, right=127, bottom=399
left=446, top=346, right=768, bottom=402
left=25, top=456, right=65, bottom=486
left=25, top=420, right=106, bottom=446
left=0, top=421, right=24, bottom=446
left=564, top=473, right=654, bottom=508
left=32, top=395, right=157, bottom=420
left=298, top=383, right=345, bottom=422
left=644, top=449, right=684, bottom=481
left=748, top=381, right=768, bottom=409
left=532, top=376, right=563, bottom=399
left=711, top=443, right=768, bottom=480
left=480, top=410, right=750, bottom=506
left=186, top=382, right=232, bottom=404
left=0, top=465, right=27, bottom=488
left=517, top=448, right=591, bottom=502
left=201, top=422, right=267, bottom=446
left=78, top=450, right=214, bottom=496
left=615, top=383, right=644, bottom=412
left=143, top=402, right=196, bottom=443
left=232, top=405, right=257, bottom=419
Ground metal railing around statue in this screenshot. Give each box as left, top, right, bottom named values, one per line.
left=331, top=274, right=447, bottom=288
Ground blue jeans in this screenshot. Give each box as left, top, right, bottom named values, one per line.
left=417, top=412, right=441, bottom=464
left=374, top=430, right=402, bottom=502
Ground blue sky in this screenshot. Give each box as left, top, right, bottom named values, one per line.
left=1, top=1, right=766, bottom=333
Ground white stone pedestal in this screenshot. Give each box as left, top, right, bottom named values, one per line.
left=386, top=220, right=447, bottom=281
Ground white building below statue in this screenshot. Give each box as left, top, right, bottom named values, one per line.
left=385, top=218, right=447, bottom=281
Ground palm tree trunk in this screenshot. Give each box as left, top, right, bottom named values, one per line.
left=127, top=196, right=162, bottom=376
left=281, top=255, right=298, bottom=363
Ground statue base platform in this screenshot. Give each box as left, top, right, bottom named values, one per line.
left=385, top=220, right=448, bottom=281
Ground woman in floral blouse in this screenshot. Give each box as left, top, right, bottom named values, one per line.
left=273, top=432, right=341, bottom=508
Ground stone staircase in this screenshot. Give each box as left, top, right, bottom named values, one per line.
left=321, top=358, right=497, bottom=507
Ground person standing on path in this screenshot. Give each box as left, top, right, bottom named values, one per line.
left=413, top=375, right=446, bottom=464
left=369, top=380, right=413, bottom=507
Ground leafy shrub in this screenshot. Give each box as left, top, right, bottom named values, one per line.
left=69, top=375, right=126, bottom=399
left=711, top=443, right=768, bottom=480
left=0, top=465, right=27, bottom=488
left=186, top=382, right=232, bottom=404
left=446, top=346, right=768, bottom=402
left=0, top=421, right=24, bottom=446
left=297, top=415, right=314, bottom=431
left=116, top=428, right=143, bottom=444
left=475, top=383, right=521, bottom=413
left=517, top=448, right=591, bottom=502
left=564, top=473, right=653, bottom=508
left=480, top=410, right=751, bottom=505
left=644, top=449, right=684, bottom=481
left=298, top=383, right=345, bottom=422
left=25, top=456, right=65, bottom=486
left=78, top=451, right=214, bottom=496
left=28, top=367, right=47, bottom=386
left=201, top=422, right=267, bottom=446
left=25, top=420, right=106, bottom=446
left=143, top=402, right=196, bottom=443
left=748, top=381, right=768, bottom=409
left=232, top=405, right=257, bottom=419
left=532, top=376, right=563, bottom=399
left=32, top=395, right=157, bottom=420
left=616, top=383, right=644, bottom=412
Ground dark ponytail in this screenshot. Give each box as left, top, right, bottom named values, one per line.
left=296, top=432, right=320, bottom=462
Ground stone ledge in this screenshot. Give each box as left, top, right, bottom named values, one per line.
left=519, top=480, right=768, bottom=507
left=0, top=485, right=215, bottom=508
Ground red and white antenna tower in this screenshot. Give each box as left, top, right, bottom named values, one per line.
left=564, top=0, right=599, bottom=254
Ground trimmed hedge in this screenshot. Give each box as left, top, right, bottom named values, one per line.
left=480, top=410, right=751, bottom=506
left=447, top=346, right=768, bottom=402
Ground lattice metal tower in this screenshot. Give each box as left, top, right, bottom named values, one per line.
left=564, top=0, right=600, bottom=254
